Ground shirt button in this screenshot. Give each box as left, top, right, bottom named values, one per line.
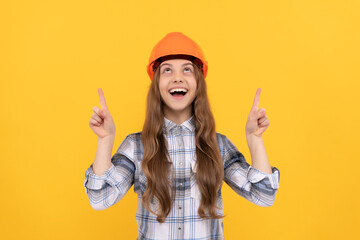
left=178, top=227, right=182, bottom=230
left=179, top=206, right=182, bottom=210
left=179, top=162, right=183, bottom=165
left=179, top=183, right=183, bottom=187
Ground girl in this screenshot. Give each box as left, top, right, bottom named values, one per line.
left=84, top=32, right=280, bottom=240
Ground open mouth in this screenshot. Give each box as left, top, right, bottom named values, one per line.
left=168, top=88, right=188, bottom=98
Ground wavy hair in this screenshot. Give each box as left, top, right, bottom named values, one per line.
left=141, top=63, right=224, bottom=223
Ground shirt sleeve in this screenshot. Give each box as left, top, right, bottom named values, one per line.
left=221, top=134, right=280, bottom=207
left=83, top=134, right=136, bottom=210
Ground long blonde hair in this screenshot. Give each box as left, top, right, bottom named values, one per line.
left=141, top=63, right=224, bottom=223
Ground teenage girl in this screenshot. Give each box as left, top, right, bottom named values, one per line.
left=84, top=32, right=280, bottom=240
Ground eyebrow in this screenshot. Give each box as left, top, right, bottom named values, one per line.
left=159, top=62, right=194, bottom=68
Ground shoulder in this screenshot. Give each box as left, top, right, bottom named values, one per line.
left=215, top=132, right=229, bottom=149
left=215, top=132, right=230, bottom=158
left=215, top=132, right=246, bottom=168
left=125, top=131, right=142, bottom=142
left=216, top=132, right=227, bottom=141
left=215, top=132, right=239, bottom=155
left=116, top=131, right=143, bottom=162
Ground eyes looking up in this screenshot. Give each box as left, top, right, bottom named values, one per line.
left=160, top=65, right=194, bottom=75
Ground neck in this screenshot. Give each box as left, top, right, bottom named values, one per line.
left=164, top=108, right=193, bottom=125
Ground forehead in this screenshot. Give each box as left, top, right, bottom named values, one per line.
left=160, top=59, right=193, bottom=66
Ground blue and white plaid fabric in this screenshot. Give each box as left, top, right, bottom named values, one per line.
left=84, top=115, right=280, bottom=240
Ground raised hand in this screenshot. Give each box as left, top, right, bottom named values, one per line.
left=245, top=88, right=270, bottom=138
left=89, top=88, right=116, bottom=139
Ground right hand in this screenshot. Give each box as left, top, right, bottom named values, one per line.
left=89, top=88, right=116, bottom=139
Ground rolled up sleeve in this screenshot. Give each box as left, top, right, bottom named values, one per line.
left=221, top=134, right=280, bottom=207
left=83, top=135, right=136, bottom=210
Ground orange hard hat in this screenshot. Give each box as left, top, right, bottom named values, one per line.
left=146, top=32, right=208, bottom=81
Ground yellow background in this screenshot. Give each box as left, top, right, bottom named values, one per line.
left=1, top=0, right=359, bottom=239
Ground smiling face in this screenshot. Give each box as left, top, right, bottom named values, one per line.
left=158, top=59, right=197, bottom=124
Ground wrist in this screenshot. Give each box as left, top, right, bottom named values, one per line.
left=246, top=134, right=263, bottom=150
left=246, top=133, right=262, bottom=142
left=98, top=134, right=115, bottom=143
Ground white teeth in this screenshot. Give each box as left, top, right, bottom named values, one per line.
left=169, top=88, right=188, bottom=93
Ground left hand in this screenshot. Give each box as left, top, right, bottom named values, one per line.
left=245, top=88, right=270, bottom=138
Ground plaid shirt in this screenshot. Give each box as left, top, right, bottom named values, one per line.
left=84, top=115, right=280, bottom=240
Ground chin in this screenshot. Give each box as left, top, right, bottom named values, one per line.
left=170, top=106, right=188, bottom=112
left=165, top=103, right=191, bottom=113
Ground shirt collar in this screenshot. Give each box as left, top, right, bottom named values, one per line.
left=164, top=115, right=196, bottom=134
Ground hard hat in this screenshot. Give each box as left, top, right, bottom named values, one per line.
left=146, top=32, right=208, bottom=81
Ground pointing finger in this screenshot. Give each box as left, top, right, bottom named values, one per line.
left=252, top=88, right=261, bottom=111
left=98, top=88, right=108, bottom=110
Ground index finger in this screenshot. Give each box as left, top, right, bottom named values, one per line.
left=251, top=88, right=261, bottom=110
left=98, top=88, right=108, bottom=109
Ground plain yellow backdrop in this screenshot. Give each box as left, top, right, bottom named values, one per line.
left=1, top=0, right=359, bottom=239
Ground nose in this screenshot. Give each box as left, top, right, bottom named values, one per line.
left=173, top=78, right=183, bottom=83
left=173, top=71, right=184, bottom=83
